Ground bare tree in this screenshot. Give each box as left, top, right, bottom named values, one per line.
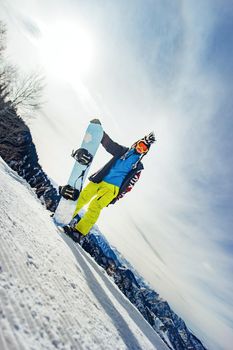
left=9, top=71, right=45, bottom=113
left=0, top=21, right=6, bottom=55
left=0, top=22, right=11, bottom=109
left=0, top=21, right=45, bottom=117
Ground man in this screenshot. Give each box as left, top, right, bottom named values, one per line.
left=63, top=129, right=156, bottom=242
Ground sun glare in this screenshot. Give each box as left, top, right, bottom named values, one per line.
left=38, top=20, right=95, bottom=80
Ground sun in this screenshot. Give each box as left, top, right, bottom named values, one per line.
left=37, top=20, right=95, bottom=80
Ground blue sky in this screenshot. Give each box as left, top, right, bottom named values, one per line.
left=1, top=0, right=233, bottom=348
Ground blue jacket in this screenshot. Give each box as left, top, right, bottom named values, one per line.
left=103, top=149, right=141, bottom=187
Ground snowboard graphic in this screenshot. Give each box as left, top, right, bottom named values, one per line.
left=54, top=119, right=103, bottom=226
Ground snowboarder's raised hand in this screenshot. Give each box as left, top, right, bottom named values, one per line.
left=90, top=118, right=101, bottom=125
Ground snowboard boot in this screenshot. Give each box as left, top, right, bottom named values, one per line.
left=63, top=225, right=82, bottom=244
left=69, top=214, right=81, bottom=228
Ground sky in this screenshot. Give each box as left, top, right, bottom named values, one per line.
left=1, top=0, right=233, bottom=349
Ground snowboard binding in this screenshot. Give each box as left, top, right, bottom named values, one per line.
left=72, top=148, right=93, bottom=166
left=59, top=184, right=80, bottom=201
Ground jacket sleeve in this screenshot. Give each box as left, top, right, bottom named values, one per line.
left=116, top=171, right=142, bottom=201
left=101, top=132, right=127, bottom=156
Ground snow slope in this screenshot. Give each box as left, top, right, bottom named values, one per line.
left=0, top=157, right=168, bottom=350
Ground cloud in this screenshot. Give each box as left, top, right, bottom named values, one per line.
left=20, top=17, right=41, bottom=38
left=132, top=221, right=166, bottom=265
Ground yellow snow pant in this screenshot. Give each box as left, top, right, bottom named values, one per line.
left=72, top=181, right=119, bottom=236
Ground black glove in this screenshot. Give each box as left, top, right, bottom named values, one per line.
left=59, top=185, right=80, bottom=201
left=90, top=118, right=101, bottom=125
left=71, top=148, right=93, bottom=166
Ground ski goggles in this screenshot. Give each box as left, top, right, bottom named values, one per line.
left=135, top=141, right=149, bottom=154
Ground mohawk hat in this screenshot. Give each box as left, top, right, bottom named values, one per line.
left=140, top=131, right=156, bottom=148
left=132, top=131, right=156, bottom=152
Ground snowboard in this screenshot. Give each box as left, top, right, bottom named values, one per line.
left=54, top=119, right=103, bottom=226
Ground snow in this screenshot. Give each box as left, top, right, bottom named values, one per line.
left=0, top=157, right=168, bottom=350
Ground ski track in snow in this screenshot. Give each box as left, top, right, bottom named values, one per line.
left=0, top=158, right=168, bottom=350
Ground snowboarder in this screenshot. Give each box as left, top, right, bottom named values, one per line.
left=63, top=128, right=156, bottom=242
